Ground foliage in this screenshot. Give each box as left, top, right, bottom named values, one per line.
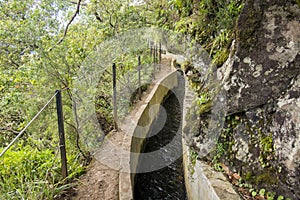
left=94, top=49, right=153, bottom=133
left=188, top=150, right=198, bottom=176
left=0, top=146, right=85, bottom=199
left=87, top=0, right=148, bottom=36
left=0, top=0, right=245, bottom=198
left=0, top=0, right=100, bottom=198
left=237, top=177, right=292, bottom=200
left=167, top=0, right=244, bottom=65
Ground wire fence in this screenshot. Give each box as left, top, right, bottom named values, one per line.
left=0, top=91, right=58, bottom=158
left=0, top=40, right=166, bottom=184
left=0, top=90, right=69, bottom=181
left=113, top=41, right=167, bottom=129
left=77, top=41, right=167, bottom=150
left=116, top=60, right=156, bottom=118
left=0, top=88, right=72, bottom=199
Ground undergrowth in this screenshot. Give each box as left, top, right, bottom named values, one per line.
left=0, top=146, right=85, bottom=199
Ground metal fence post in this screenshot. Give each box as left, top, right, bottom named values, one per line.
left=138, top=55, right=141, bottom=100
left=55, top=90, right=68, bottom=180
left=150, top=42, right=153, bottom=60
left=153, top=44, right=156, bottom=64
left=112, top=63, right=118, bottom=131
left=159, top=42, right=162, bottom=64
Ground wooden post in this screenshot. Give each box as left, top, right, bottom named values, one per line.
left=138, top=55, right=142, bottom=100
left=55, top=90, right=68, bottom=180
left=112, top=63, right=118, bottom=131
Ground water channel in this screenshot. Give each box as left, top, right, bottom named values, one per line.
left=134, top=72, right=187, bottom=200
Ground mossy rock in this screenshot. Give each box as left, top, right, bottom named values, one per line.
left=255, top=168, right=279, bottom=186
left=241, top=167, right=279, bottom=193
left=197, top=101, right=212, bottom=115
left=182, top=60, right=193, bottom=74
left=236, top=0, right=263, bottom=51
left=213, top=48, right=230, bottom=67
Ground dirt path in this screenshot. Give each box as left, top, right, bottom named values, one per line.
left=71, top=58, right=174, bottom=200
left=71, top=160, right=119, bottom=200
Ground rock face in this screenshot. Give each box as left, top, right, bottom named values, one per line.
left=216, top=0, right=300, bottom=199
left=184, top=0, right=300, bottom=199
left=220, top=0, right=300, bottom=115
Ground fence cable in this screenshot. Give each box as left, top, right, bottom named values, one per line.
left=0, top=91, right=59, bottom=158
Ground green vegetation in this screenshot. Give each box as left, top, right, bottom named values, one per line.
left=188, top=150, right=199, bottom=176
left=178, top=0, right=245, bottom=164
left=259, top=134, right=275, bottom=168
left=181, top=0, right=244, bottom=162
left=0, top=147, right=85, bottom=199
left=94, top=50, right=153, bottom=133
left=210, top=115, right=239, bottom=170
left=172, top=0, right=243, bottom=66
left=0, top=0, right=152, bottom=198
left=237, top=180, right=291, bottom=200
left=214, top=113, right=288, bottom=199
left=0, top=0, right=246, bottom=198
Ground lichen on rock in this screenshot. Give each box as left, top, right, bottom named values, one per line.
left=220, top=0, right=300, bottom=198
left=220, top=0, right=300, bottom=115
left=184, top=0, right=300, bottom=199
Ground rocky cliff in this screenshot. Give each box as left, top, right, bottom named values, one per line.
left=184, top=0, right=300, bottom=199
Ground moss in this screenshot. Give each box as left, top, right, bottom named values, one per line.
left=208, top=114, right=241, bottom=170
left=245, top=171, right=253, bottom=181
left=197, top=101, right=212, bottom=115
left=255, top=168, right=278, bottom=186
left=213, top=48, right=230, bottom=67
left=188, top=150, right=199, bottom=176
left=259, top=134, right=274, bottom=168
left=242, top=167, right=279, bottom=190
left=297, top=0, right=300, bottom=8
left=260, top=134, right=274, bottom=154
left=236, top=0, right=263, bottom=50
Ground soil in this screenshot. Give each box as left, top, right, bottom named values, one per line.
left=71, top=159, right=119, bottom=200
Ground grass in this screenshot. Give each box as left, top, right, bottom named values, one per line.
left=0, top=143, right=85, bottom=199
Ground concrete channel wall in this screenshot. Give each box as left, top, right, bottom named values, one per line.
left=119, top=57, right=241, bottom=200
left=181, top=78, right=241, bottom=200
left=130, top=70, right=179, bottom=181
left=119, top=70, right=179, bottom=200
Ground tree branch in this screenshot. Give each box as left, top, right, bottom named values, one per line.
left=70, top=1, right=87, bottom=6
left=108, top=13, right=114, bottom=28
left=94, top=11, right=103, bottom=22
left=49, top=0, right=82, bottom=51
left=100, top=1, right=116, bottom=29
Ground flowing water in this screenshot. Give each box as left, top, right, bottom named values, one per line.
left=134, top=72, right=187, bottom=200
